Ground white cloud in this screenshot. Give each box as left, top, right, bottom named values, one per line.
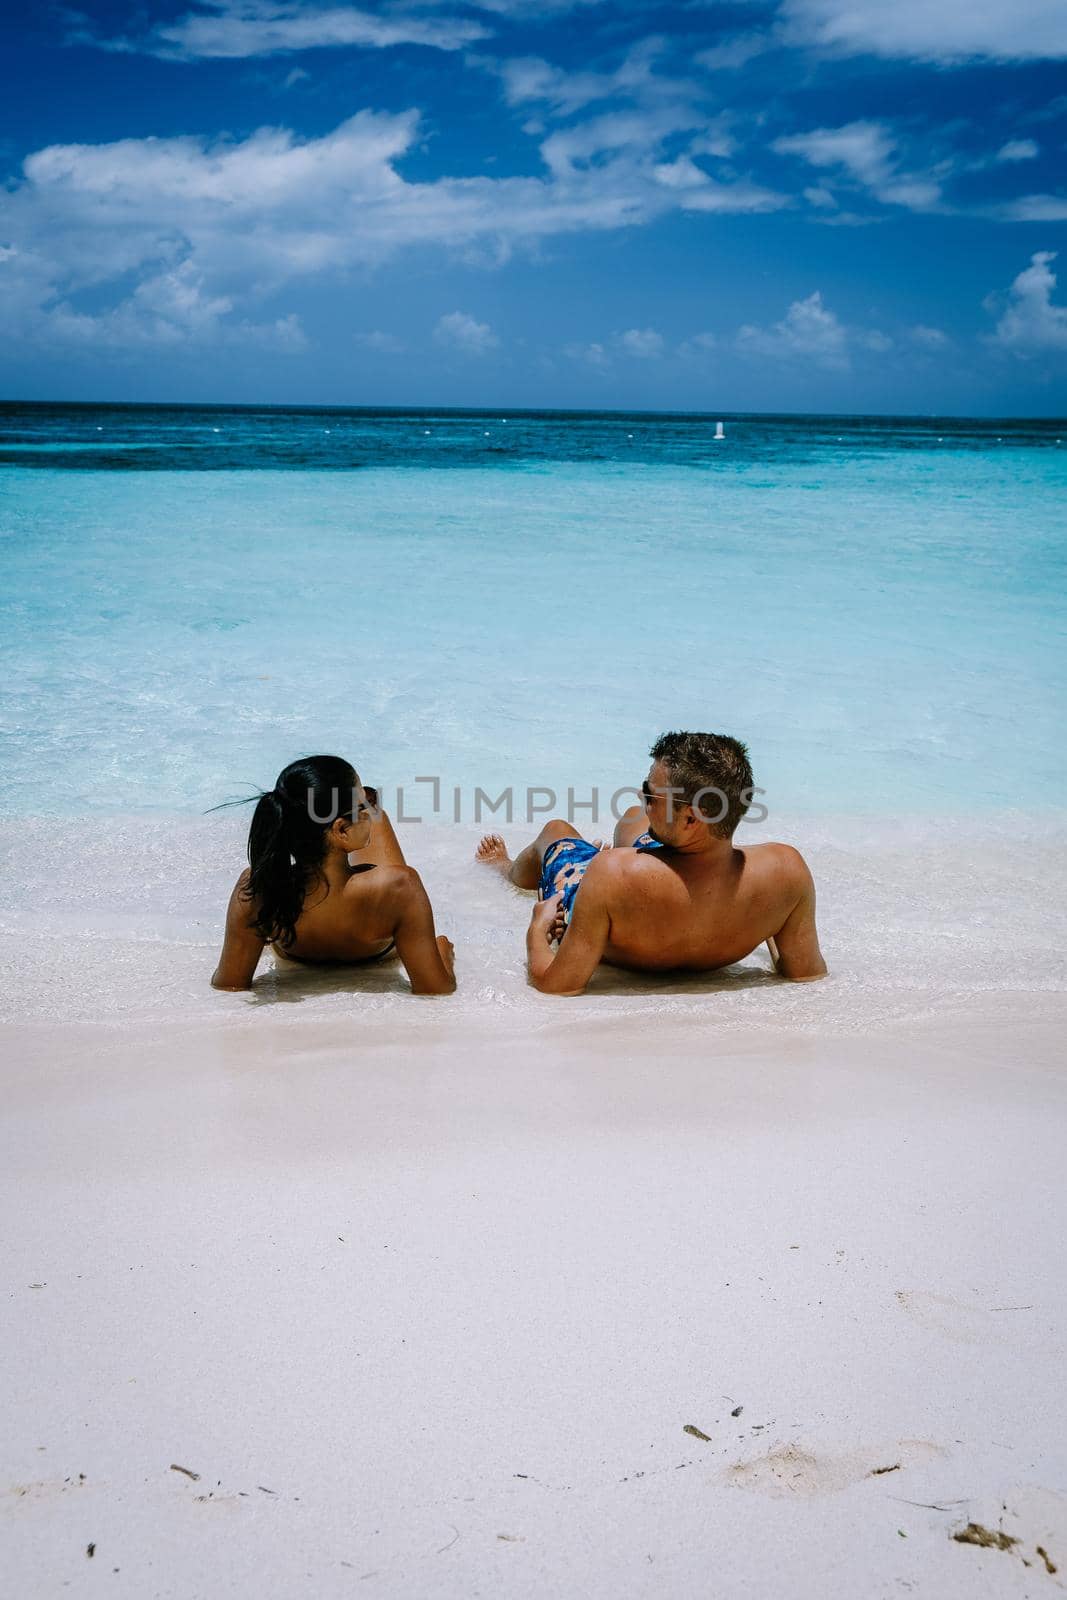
left=803, top=184, right=836, bottom=208
left=540, top=106, right=702, bottom=177
left=776, top=122, right=896, bottom=187
left=781, top=0, right=1067, bottom=63
left=487, top=55, right=613, bottom=117
left=0, top=108, right=790, bottom=354
left=474, top=38, right=763, bottom=222
left=462, top=0, right=601, bottom=11
left=689, top=130, right=736, bottom=160
left=858, top=328, right=892, bottom=353
left=534, top=107, right=784, bottom=211
left=695, top=34, right=770, bottom=71
left=999, top=194, right=1067, bottom=222
left=675, top=178, right=789, bottom=214
left=617, top=327, right=663, bottom=358
left=677, top=331, right=716, bottom=359
left=652, top=156, right=709, bottom=190
left=773, top=121, right=940, bottom=211
left=481, top=37, right=694, bottom=119
left=990, top=251, right=1067, bottom=353
left=910, top=324, right=950, bottom=347
left=356, top=329, right=405, bottom=352
left=536, top=121, right=780, bottom=213
left=1027, top=93, right=1067, bottom=124
left=736, top=291, right=850, bottom=368
left=25, top=260, right=306, bottom=350
left=252, top=311, right=311, bottom=347
left=434, top=310, right=499, bottom=354
left=564, top=340, right=610, bottom=367
left=996, top=139, right=1040, bottom=163
left=91, top=1, right=489, bottom=60
left=471, top=40, right=782, bottom=218
left=736, top=293, right=902, bottom=365
left=878, top=178, right=941, bottom=209
left=20, top=110, right=417, bottom=212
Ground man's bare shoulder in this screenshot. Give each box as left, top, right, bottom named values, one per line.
left=577, top=845, right=671, bottom=901
left=563, top=846, right=638, bottom=897
left=742, top=841, right=814, bottom=885
left=588, top=845, right=653, bottom=877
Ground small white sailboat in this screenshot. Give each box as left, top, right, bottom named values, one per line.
left=714, top=420, right=726, bottom=442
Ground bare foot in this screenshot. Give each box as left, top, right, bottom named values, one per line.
left=475, top=833, right=513, bottom=875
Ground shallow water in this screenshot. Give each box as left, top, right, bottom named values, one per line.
left=2, top=405, right=1065, bottom=818
left=1, top=811, right=1064, bottom=1032
left=2, top=404, right=1065, bottom=1028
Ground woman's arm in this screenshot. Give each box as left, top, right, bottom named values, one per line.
left=388, top=866, right=456, bottom=994
left=211, top=869, right=268, bottom=990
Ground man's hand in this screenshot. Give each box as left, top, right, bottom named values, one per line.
left=530, top=893, right=566, bottom=945
left=526, top=877, right=609, bottom=996
left=436, top=934, right=455, bottom=974
left=527, top=894, right=564, bottom=988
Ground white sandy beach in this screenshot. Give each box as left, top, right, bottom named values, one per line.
left=3, top=814, right=1067, bottom=1596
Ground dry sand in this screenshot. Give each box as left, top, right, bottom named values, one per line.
left=3, top=816, right=1067, bottom=1595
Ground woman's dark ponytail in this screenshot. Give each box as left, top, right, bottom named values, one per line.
left=241, top=755, right=359, bottom=948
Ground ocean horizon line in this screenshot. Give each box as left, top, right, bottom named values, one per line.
left=3, top=398, right=1067, bottom=425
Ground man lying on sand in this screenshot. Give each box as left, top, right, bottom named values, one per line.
left=212, top=754, right=455, bottom=995
left=477, top=731, right=826, bottom=996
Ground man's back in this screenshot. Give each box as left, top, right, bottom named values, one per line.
left=584, top=840, right=823, bottom=977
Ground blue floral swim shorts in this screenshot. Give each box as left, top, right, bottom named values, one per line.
left=539, top=833, right=662, bottom=925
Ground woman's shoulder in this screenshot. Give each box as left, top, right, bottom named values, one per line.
left=342, top=860, right=421, bottom=904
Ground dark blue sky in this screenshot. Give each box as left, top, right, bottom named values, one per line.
left=2, top=0, right=1066, bottom=411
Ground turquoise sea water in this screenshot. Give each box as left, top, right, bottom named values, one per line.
left=1, top=403, right=1065, bottom=821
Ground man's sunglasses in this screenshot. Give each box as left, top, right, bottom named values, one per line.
left=641, top=779, right=692, bottom=806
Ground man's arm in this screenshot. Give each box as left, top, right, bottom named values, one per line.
left=390, top=867, right=456, bottom=995
left=527, top=881, right=611, bottom=996
left=771, top=850, right=827, bottom=982
left=211, top=870, right=267, bottom=990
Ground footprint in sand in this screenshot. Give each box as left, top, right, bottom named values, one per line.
left=724, top=1438, right=943, bottom=1499
left=896, top=1290, right=1055, bottom=1353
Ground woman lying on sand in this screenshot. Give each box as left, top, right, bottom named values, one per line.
left=211, top=754, right=455, bottom=994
